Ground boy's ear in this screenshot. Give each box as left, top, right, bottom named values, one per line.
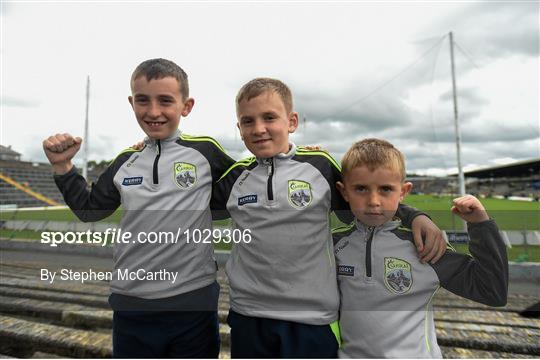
left=400, top=182, right=413, bottom=201
left=128, top=96, right=134, bottom=108
left=181, top=98, right=195, bottom=117
left=288, top=111, right=299, bottom=133
left=336, top=181, right=349, bottom=202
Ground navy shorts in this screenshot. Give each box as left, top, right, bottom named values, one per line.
left=227, top=310, right=339, bottom=358
left=110, top=282, right=221, bottom=358
left=112, top=310, right=220, bottom=358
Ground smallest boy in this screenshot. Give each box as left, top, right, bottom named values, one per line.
left=333, top=138, right=508, bottom=358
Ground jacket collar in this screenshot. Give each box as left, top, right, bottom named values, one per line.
left=144, top=129, right=181, bottom=146
left=355, top=217, right=402, bottom=235
left=257, top=143, right=297, bottom=163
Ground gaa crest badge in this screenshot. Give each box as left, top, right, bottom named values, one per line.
left=174, top=162, right=197, bottom=189
left=384, top=257, right=412, bottom=294
left=288, top=180, right=312, bottom=209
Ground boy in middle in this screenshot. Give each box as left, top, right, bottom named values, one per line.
left=212, top=77, right=447, bottom=358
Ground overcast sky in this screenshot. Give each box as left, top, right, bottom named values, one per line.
left=1, top=1, right=538, bottom=176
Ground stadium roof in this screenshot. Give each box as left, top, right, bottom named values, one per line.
left=452, top=158, right=540, bottom=179
left=0, top=145, right=21, bottom=157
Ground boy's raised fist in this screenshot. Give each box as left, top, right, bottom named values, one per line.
left=43, top=133, right=82, bottom=174
left=451, top=195, right=490, bottom=224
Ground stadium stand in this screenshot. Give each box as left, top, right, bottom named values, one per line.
left=409, top=158, right=540, bottom=199
left=1, top=144, right=539, bottom=208
left=0, top=155, right=101, bottom=209
left=408, top=176, right=455, bottom=195
left=0, top=145, right=21, bottom=161
left=461, top=159, right=540, bottom=200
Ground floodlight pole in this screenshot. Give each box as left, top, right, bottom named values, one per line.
left=450, top=32, right=467, bottom=231
left=450, top=32, right=466, bottom=197
left=82, top=76, right=90, bottom=181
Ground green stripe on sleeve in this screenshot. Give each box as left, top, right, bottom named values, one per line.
left=180, top=134, right=227, bottom=153
left=295, top=149, right=341, bottom=171
left=218, top=157, right=256, bottom=181
left=108, top=147, right=142, bottom=166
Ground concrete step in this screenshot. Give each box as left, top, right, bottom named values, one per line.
left=440, top=346, right=538, bottom=358
left=0, top=314, right=112, bottom=358
left=0, top=287, right=109, bottom=309
left=0, top=314, right=231, bottom=358
left=0, top=295, right=112, bottom=329
left=437, top=320, right=540, bottom=337
left=0, top=277, right=110, bottom=297
left=436, top=327, right=540, bottom=355
left=434, top=309, right=540, bottom=329
left=434, top=289, right=539, bottom=313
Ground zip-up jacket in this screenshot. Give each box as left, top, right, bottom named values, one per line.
left=211, top=143, right=424, bottom=325
left=333, top=219, right=508, bottom=358
left=54, top=130, right=234, bottom=300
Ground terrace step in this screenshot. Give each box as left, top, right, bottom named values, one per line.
left=0, top=315, right=111, bottom=358
left=434, top=309, right=540, bottom=329
left=0, top=314, right=232, bottom=358
left=0, top=287, right=109, bottom=309
left=439, top=346, right=537, bottom=358
left=1, top=277, right=110, bottom=297
left=0, top=295, right=112, bottom=328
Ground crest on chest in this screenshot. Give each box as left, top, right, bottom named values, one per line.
left=174, top=162, right=197, bottom=189
left=288, top=180, right=312, bottom=209
left=384, top=257, right=412, bottom=294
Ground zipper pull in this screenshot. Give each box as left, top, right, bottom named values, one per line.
left=366, top=226, right=375, bottom=240
left=265, top=158, right=273, bottom=175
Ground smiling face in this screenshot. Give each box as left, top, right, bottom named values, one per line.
left=338, top=165, right=412, bottom=226
left=236, top=90, right=298, bottom=158
left=128, top=76, right=194, bottom=140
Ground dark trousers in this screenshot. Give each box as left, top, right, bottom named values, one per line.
left=227, top=310, right=339, bottom=358
left=112, top=310, right=220, bottom=358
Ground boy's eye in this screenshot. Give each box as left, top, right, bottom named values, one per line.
left=354, top=186, right=366, bottom=192
left=159, top=97, right=174, bottom=104
left=240, top=118, right=253, bottom=125
left=380, top=186, right=393, bottom=193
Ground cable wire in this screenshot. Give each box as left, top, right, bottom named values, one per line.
left=331, top=34, right=447, bottom=118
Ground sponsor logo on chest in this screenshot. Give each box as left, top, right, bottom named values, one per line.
left=288, top=180, right=312, bottom=209
left=384, top=257, right=413, bottom=294
left=122, top=177, right=143, bottom=186
left=238, top=194, right=258, bottom=206
left=338, top=265, right=355, bottom=276
left=174, top=162, right=197, bottom=189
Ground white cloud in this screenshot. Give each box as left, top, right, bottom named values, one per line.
left=1, top=2, right=538, bottom=176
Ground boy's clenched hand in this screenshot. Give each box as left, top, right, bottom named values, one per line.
left=43, top=133, right=82, bottom=175
left=451, top=195, right=490, bottom=224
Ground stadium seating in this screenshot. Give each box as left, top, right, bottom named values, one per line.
left=0, top=160, right=101, bottom=208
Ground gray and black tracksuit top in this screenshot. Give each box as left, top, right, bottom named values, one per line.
left=333, top=219, right=508, bottom=358
left=211, top=143, right=423, bottom=325
left=54, top=130, right=234, bottom=302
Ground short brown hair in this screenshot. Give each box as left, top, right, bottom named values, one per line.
left=131, top=58, right=189, bottom=99
left=236, top=77, right=293, bottom=113
left=341, top=138, right=406, bottom=181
